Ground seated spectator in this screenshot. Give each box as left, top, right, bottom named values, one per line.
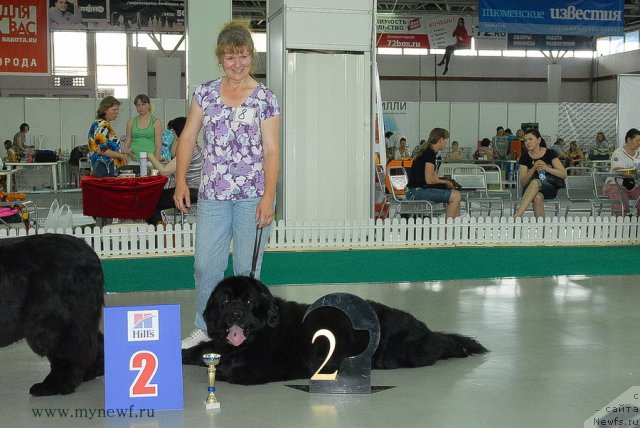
left=551, top=138, right=567, bottom=165
left=145, top=117, right=202, bottom=225
left=444, top=140, right=464, bottom=162
left=590, top=131, right=612, bottom=160
left=473, top=138, right=497, bottom=161
left=395, top=137, right=411, bottom=159
left=4, top=140, right=19, bottom=163
left=603, top=128, right=640, bottom=216
left=406, top=128, right=461, bottom=219
left=513, top=128, right=567, bottom=218
left=566, top=141, right=585, bottom=171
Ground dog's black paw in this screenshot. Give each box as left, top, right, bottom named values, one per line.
left=30, top=381, right=76, bottom=396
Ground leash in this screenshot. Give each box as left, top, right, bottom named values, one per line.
left=249, top=225, right=263, bottom=278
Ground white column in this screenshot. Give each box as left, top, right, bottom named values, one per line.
left=185, top=0, right=231, bottom=101
left=547, top=63, right=562, bottom=103
left=268, top=0, right=374, bottom=221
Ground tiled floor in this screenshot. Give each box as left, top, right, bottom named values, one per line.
left=1, top=275, right=639, bottom=427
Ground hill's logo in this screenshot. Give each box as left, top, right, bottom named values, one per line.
left=127, top=310, right=159, bottom=342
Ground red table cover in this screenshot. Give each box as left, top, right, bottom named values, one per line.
left=81, top=175, right=168, bottom=219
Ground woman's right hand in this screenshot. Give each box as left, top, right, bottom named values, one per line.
left=173, top=181, right=191, bottom=213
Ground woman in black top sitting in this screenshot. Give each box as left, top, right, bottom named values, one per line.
left=407, top=128, right=462, bottom=219
left=513, top=128, right=567, bottom=218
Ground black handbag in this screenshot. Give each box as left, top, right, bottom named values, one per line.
left=545, top=174, right=565, bottom=189
left=622, top=177, right=636, bottom=191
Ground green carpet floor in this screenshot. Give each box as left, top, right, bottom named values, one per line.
left=103, top=246, right=639, bottom=293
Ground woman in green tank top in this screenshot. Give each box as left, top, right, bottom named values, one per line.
left=124, top=94, right=164, bottom=159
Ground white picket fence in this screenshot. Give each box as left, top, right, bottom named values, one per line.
left=0, top=216, right=638, bottom=257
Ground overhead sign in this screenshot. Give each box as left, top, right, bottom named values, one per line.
left=0, top=0, right=49, bottom=75
left=507, top=34, right=595, bottom=50
left=476, top=32, right=595, bottom=50
left=47, top=0, right=185, bottom=33
left=478, top=0, right=624, bottom=37
left=376, top=14, right=473, bottom=49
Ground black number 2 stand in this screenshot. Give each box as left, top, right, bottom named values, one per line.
left=303, top=293, right=381, bottom=394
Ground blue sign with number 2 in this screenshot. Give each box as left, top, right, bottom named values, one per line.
left=104, top=304, right=183, bottom=411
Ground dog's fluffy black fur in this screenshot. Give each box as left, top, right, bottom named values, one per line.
left=0, top=234, right=104, bottom=396
left=183, top=276, right=488, bottom=385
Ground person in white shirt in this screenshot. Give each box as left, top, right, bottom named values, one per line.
left=603, top=128, right=640, bottom=215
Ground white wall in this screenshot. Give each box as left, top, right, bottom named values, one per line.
left=377, top=54, right=593, bottom=103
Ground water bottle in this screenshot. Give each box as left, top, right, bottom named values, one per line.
left=139, top=152, right=148, bottom=176
left=538, top=169, right=546, bottom=182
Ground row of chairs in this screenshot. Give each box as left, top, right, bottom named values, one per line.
left=377, top=163, right=629, bottom=219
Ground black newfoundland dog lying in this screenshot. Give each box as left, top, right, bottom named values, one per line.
left=0, top=234, right=104, bottom=396
left=183, top=276, right=488, bottom=385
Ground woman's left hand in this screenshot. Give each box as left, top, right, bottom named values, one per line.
left=255, top=197, right=275, bottom=229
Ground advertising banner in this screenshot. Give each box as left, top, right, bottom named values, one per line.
left=507, top=34, right=595, bottom=50
left=376, top=14, right=473, bottom=50
left=0, top=0, right=49, bottom=74
left=478, top=0, right=624, bottom=37
left=476, top=32, right=595, bottom=50
left=48, top=0, right=184, bottom=32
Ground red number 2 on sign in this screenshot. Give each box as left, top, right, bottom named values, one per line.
left=129, top=351, right=159, bottom=397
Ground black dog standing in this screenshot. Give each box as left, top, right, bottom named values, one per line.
left=183, top=276, right=488, bottom=385
left=0, top=234, right=105, bottom=396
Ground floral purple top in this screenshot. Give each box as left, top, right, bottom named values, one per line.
left=194, top=78, right=280, bottom=201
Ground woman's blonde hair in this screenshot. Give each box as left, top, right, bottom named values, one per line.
left=413, top=128, right=449, bottom=158
left=215, top=20, right=256, bottom=73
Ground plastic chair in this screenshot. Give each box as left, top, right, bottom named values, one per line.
left=564, top=167, right=621, bottom=217
left=374, top=164, right=391, bottom=220
left=386, top=166, right=444, bottom=219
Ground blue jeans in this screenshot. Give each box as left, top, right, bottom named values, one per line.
left=522, top=178, right=559, bottom=200
left=406, top=186, right=452, bottom=204
left=193, top=197, right=272, bottom=330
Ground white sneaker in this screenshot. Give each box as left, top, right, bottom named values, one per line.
left=181, top=328, right=210, bottom=349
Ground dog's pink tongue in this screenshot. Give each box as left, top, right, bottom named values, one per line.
left=226, top=325, right=246, bottom=346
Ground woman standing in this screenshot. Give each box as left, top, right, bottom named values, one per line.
left=407, top=128, right=461, bottom=219
left=87, top=96, right=127, bottom=177
left=603, top=128, right=640, bottom=216
left=12, top=123, right=29, bottom=159
left=513, top=128, right=567, bottom=218
left=175, top=21, right=281, bottom=348
left=124, top=94, right=163, bottom=160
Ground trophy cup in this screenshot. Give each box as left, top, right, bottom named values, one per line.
left=202, top=353, right=221, bottom=410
